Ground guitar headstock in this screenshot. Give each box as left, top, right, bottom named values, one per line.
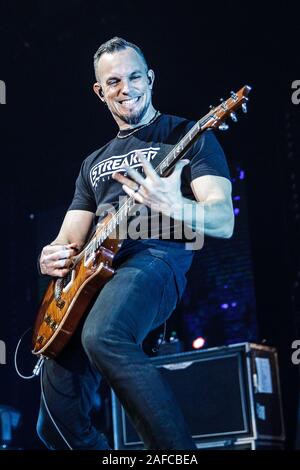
left=204, top=85, right=252, bottom=131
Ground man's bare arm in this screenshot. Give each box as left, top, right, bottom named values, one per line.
left=51, top=210, right=95, bottom=247
left=188, top=174, right=234, bottom=238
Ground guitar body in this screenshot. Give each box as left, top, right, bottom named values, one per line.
left=32, top=218, right=122, bottom=358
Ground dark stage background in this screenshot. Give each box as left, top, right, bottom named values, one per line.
left=0, top=0, right=299, bottom=450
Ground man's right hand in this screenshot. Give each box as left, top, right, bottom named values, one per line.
left=39, top=243, right=79, bottom=277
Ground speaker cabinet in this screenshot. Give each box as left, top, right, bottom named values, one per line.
left=111, top=342, right=285, bottom=449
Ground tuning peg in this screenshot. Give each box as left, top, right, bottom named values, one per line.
left=218, top=122, right=229, bottom=131
left=242, top=102, right=247, bottom=113
left=219, top=98, right=224, bottom=102
left=230, top=112, right=238, bottom=122
left=209, top=104, right=214, bottom=109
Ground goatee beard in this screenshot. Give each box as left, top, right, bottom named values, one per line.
left=114, top=103, right=148, bottom=126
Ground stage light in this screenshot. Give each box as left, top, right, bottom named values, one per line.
left=192, top=337, right=206, bottom=349
left=0, top=405, right=22, bottom=449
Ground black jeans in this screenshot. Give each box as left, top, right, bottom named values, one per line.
left=37, top=253, right=196, bottom=450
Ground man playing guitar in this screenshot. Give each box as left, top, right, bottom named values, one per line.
left=37, top=37, right=234, bottom=450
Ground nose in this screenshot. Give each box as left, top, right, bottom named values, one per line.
left=120, top=78, right=131, bottom=95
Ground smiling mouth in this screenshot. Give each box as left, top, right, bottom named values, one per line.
left=118, top=97, right=141, bottom=108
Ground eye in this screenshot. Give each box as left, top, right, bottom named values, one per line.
left=131, top=75, right=141, bottom=80
left=107, top=79, right=118, bottom=86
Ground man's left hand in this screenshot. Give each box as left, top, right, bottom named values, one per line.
left=112, top=153, right=189, bottom=216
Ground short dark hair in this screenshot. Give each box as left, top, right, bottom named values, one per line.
left=93, top=36, right=148, bottom=80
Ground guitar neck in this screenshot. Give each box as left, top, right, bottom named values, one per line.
left=156, top=114, right=212, bottom=177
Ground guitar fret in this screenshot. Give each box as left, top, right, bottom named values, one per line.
left=107, top=220, right=115, bottom=233
left=159, top=160, right=168, bottom=172
left=85, top=239, right=96, bottom=260
left=86, top=241, right=94, bottom=256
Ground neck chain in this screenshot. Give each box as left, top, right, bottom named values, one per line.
left=117, top=110, right=161, bottom=139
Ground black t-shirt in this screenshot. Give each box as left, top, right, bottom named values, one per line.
left=68, top=113, right=230, bottom=295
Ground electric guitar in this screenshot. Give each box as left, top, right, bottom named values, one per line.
left=32, top=85, right=251, bottom=358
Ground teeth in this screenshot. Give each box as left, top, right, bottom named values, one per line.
left=120, top=97, right=139, bottom=108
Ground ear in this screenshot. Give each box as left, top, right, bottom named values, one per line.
left=93, top=82, right=105, bottom=102
left=147, top=69, right=155, bottom=90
